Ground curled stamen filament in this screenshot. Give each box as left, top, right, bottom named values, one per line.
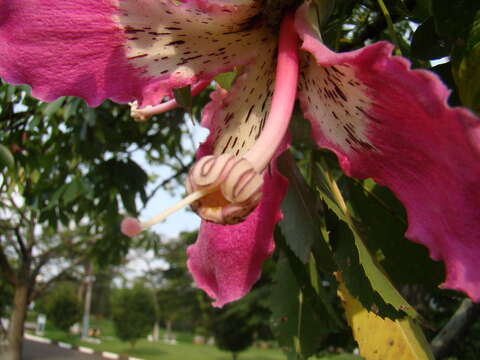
left=121, top=187, right=215, bottom=237
left=243, top=14, right=299, bottom=172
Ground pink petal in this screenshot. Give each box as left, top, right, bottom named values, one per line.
left=0, top=0, right=146, bottom=106
left=187, top=139, right=289, bottom=307
left=184, top=0, right=260, bottom=15
left=0, top=0, right=270, bottom=107
left=295, top=5, right=480, bottom=300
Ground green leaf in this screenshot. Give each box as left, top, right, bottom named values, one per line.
left=318, top=355, right=363, bottom=360
left=430, top=62, right=462, bottom=107
left=173, top=85, right=193, bottom=111
left=63, top=97, right=82, bottom=120
left=347, top=179, right=444, bottom=290
left=452, top=10, right=480, bottom=113
left=403, top=0, right=431, bottom=22
left=214, top=71, right=238, bottom=90
left=331, top=216, right=403, bottom=319
left=0, top=144, right=14, bottom=169
left=432, top=0, right=479, bottom=38
left=44, top=184, right=68, bottom=211
left=315, top=159, right=418, bottom=319
left=271, top=246, right=340, bottom=360
left=63, top=179, right=85, bottom=204
left=278, top=152, right=334, bottom=269
left=411, top=18, right=450, bottom=60
left=43, top=97, right=65, bottom=117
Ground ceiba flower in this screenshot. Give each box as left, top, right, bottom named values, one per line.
left=1, top=0, right=479, bottom=307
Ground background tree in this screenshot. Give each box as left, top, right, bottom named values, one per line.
left=0, top=80, right=191, bottom=360
left=0, top=1, right=479, bottom=360
left=213, top=309, right=256, bottom=360
left=111, top=285, right=156, bottom=348
left=44, top=282, right=81, bottom=332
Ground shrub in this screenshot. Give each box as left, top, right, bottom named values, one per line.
left=111, top=285, right=155, bottom=348
left=214, top=311, right=255, bottom=360
left=45, top=284, right=81, bottom=332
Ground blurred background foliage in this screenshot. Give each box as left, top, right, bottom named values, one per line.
left=0, top=0, right=479, bottom=360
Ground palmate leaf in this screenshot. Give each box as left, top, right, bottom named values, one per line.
left=315, top=158, right=418, bottom=319
left=337, top=274, right=434, bottom=360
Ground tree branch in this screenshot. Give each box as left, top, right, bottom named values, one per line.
left=140, top=159, right=193, bottom=211
left=0, top=242, right=17, bottom=285
left=431, top=298, right=480, bottom=359
left=14, top=227, right=28, bottom=261
left=29, top=258, right=85, bottom=301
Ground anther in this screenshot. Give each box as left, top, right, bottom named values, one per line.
left=187, top=155, right=264, bottom=224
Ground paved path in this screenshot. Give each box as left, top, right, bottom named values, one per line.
left=22, top=340, right=102, bottom=360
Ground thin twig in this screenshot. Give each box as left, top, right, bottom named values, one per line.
left=139, top=159, right=193, bottom=212
left=376, top=0, right=402, bottom=55
left=431, top=299, right=480, bottom=359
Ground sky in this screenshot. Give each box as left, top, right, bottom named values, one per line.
left=133, top=122, right=209, bottom=239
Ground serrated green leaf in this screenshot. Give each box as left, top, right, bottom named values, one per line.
left=0, top=144, right=14, bottom=169
left=271, top=252, right=328, bottom=359
left=347, top=179, right=444, bottom=290
left=331, top=216, right=403, bottom=319
left=278, top=153, right=334, bottom=268
left=315, top=160, right=418, bottom=319
left=271, top=231, right=344, bottom=359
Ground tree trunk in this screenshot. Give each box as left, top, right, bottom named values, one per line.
left=5, top=283, right=29, bottom=360
left=166, top=319, right=172, bottom=341
left=153, top=321, right=160, bottom=342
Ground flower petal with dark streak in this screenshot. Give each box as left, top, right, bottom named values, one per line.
left=0, top=0, right=267, bottom=107
left=295, top=4, right=480, bottom=301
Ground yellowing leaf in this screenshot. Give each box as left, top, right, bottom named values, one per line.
left=337, top=275, right=434, bottom=360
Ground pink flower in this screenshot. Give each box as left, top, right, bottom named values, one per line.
left=1, top=0, right=479, bottom=307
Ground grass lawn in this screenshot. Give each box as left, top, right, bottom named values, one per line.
left=39, top=329, right=284, bottom=360
left=30, top=315, right=283, bottom=360
left=26, top=313, right=360, bottom=360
